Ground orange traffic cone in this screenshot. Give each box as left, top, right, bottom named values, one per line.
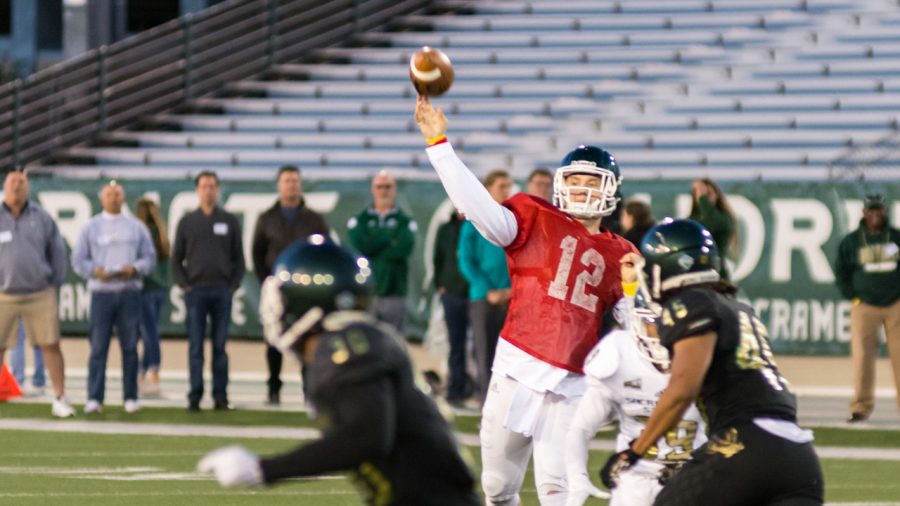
left=0, top=362, right=23, bottom=401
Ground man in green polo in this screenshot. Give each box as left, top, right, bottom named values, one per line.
left=348, top=171, right=417, bottom=336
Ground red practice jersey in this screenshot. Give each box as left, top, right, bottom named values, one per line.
left=501, top=193, right=636, bottom=373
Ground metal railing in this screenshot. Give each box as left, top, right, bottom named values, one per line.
left=0, top=0, right=431, bottom=170
left=828, top=130, right=900, bottom=181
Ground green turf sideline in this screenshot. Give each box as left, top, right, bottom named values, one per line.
left=3, top=402, right=900, bottom=448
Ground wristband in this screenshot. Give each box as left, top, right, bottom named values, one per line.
left=426, top=134, right=447, bottom=146
left=622, top=280, right=639, bottom=297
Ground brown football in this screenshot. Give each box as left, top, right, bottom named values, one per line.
left=409, top=46, right=454, bottom=97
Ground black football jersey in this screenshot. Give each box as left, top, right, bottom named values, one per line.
left=302, top=312, right=479, bottom=506
left=658, top=288, right=797, bottom=433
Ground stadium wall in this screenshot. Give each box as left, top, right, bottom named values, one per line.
left=19, top=177, right=900, bottom=356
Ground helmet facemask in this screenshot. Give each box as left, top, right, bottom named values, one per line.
left=630, top=281, right=670, bottom=371
left=260, top=275, right=325, bottom=361
left=553, top=162, right=621, bottom=219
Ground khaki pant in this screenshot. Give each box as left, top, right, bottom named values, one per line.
left=850, top=298, right=900, bottom=415
left=0, top=287, right=61, bottom=350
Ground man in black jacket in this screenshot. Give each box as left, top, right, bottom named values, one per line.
left=433, top=210, right=471, bottom=405
left=171, top=171, right=245, bottom=411
left=251, top=165, right=329, bottom=404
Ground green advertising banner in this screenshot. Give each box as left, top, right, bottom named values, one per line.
left=22, top=177, right=900, bottom=356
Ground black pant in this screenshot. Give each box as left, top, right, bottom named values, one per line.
left=441, top=292, right=470, bottom=401
left=654, top=422, right=823, bottom=506
left=266, top=344, right=283, bottom=395
left=469, top=299, right=507, bottom=402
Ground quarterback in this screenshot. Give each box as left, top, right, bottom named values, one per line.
left=416, top=96, right=635, bottom=506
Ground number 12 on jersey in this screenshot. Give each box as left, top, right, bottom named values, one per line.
left=547, top=235, right=606, bottom=313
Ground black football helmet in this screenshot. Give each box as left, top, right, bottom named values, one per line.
left=554, top=145, right=621, bottom=219
left=259, top=235, right=372, bottom=354
left=640, top=218, right=721, bottom=300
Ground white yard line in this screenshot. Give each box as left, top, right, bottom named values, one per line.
left=3, top=418, right=900, bottom=461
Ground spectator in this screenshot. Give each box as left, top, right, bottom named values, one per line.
left=689, top=178, right=737, bottom=280
left=620, top=198, right=655, bottom=248
left=347, top=170, right=417, bottom=335
left=134, top=196, right=170, bottom=397
left=72, top=181, right=156, bottom=414
left=526, top=168, right=553, bottom=202
left=835, top=193, right=900, bottom=423
left=433, top=209, right=471, bottom=405
left=458, top=169, right=512, bottom=402
left=11, top=322, right=45, bottom=396
left=252, top=165, right=328, bottom=405
left=172, top=171, right=245, bottom=412
left=0, top=169, right=75, bottom=417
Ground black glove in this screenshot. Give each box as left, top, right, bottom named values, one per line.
left=599, top=447, right=642, bottom=489
left=657, top=462, right=684, bottom=486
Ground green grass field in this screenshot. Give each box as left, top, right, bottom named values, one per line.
left=2, top=403, right=900, bottom=505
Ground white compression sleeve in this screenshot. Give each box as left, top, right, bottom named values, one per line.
left=425, top=142, right=518, bottom=247
left=565, top=377, right=615, bottom=484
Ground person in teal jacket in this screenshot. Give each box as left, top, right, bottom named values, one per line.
left=458, top=170, right=512, bottom=402
left=348, top=171, right=417, bottom=335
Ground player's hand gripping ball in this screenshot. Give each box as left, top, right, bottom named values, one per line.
left=409, top=46, right=454, bottom=97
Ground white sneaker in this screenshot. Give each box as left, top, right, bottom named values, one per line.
left=124, top=399, right=141, bottom=414
left=84, top=399, right=103, bottom=414
left=51, top=396, right=76, bottom=418
left=24, top=385, right=46, bottom=398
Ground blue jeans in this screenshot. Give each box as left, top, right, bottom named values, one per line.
left=185, top=287, right=232, bottom=403
left=88, top=290, right=141, bottom=403
left=441, top=292, right=470, bottom=400
left=11, top=321, right=45, bottom=387
left=139, top=289, right=167, bottom=373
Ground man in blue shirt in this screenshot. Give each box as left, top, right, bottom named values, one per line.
left=0, top=170, right=75, bottom=417
left=72, top=181, right=156, bottom=414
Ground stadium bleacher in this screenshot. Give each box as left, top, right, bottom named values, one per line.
left=31, top=0, right=900, bottom=180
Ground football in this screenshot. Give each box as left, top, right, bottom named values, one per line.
left=409, top=46, right=454, bottom=97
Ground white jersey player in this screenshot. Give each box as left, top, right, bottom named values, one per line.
left=565, top=255, right=707, bottom=506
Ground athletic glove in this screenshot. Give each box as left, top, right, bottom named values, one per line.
left=565, top=472, right=611, bottom=506
left=197, top=445, right=264, bottom=487
left=599, top=447, right=642, bottom=489
left=657, top=462, right=685, bottom=486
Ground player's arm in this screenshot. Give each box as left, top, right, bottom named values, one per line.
left=600, top=331, right=714, bottom=489
left=631, top=332, right=715, bottom=456
left=415, top=96, right=518, bottom=247
left=565, top=377, right=615, bottom=502
left=259, top=377, right=397, bottom=482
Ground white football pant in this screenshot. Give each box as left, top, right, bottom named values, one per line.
left=480, top=374, right=581, bottom=506
left=610, top=470, right=663, bottom=506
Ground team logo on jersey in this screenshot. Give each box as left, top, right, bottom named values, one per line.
left=624, top=378, right=642, bottom=390
left=706, top=428, right=745, bottom=458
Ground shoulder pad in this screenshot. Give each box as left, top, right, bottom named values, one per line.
left=582, top=330, right=625, bottom=380
left=659, top=288, right=721, bottom=347
left=309, top=321, right=403, bottom=392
